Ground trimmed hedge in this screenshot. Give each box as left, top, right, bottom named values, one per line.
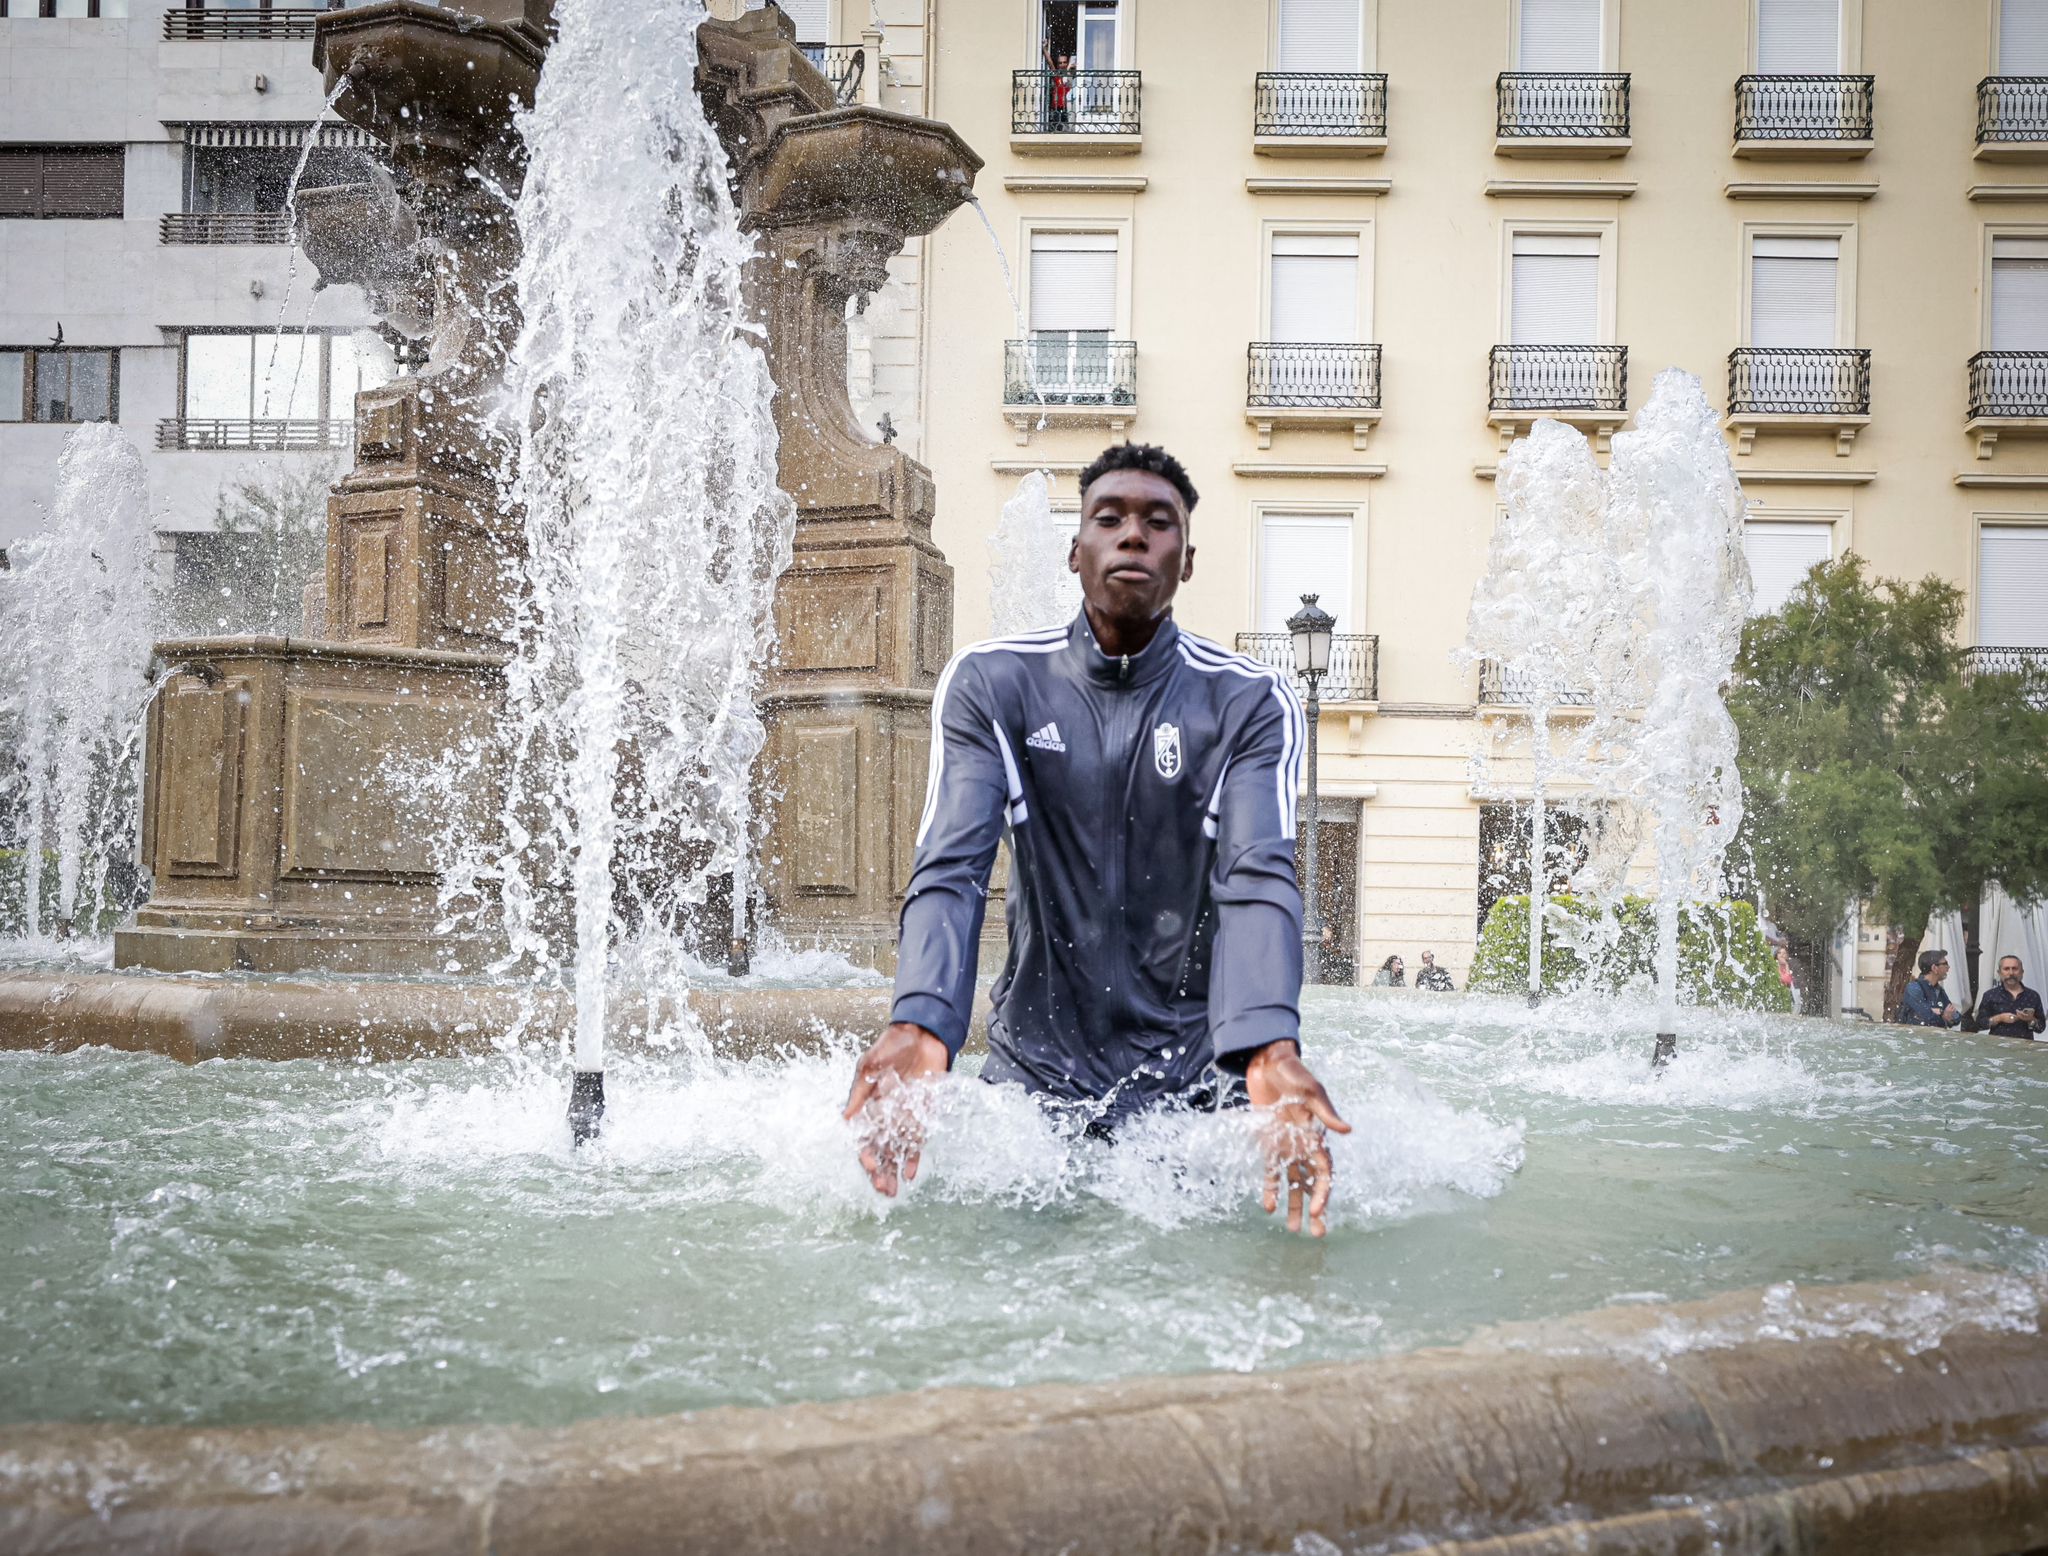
left=1468, top=893, right=1792, bottom=1013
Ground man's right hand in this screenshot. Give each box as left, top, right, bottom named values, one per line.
left=843, top=1022, right=951, bottom=1197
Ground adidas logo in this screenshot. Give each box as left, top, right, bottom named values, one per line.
left=1025, top=721, right=1066, bottom=753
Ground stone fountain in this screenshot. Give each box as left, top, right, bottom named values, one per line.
left=109, top=0, right=978, bottom=986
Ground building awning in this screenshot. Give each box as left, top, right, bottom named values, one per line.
left=166, top=121, right=383, bottom=152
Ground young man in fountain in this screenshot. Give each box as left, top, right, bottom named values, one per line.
left=843, top=443, right=1353, bottom=1237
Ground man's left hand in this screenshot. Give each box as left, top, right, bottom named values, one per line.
left=1243, top=1040, right=1352, bottom=1238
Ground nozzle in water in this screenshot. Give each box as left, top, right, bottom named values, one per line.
left=568, top=1070, right=606, bottom=1146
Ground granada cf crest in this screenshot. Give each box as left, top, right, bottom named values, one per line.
left=1152, top=722, right=1183, bottom=780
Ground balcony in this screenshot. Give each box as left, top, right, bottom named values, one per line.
left=163, top=8, right=331, bottom=40
left=1487, top=344, right=1628, bottom=448
left=157, top=417, right=353, bottom=451
left=798, top=43, right=866, bottom=107
left=160, top=212, right=292, bottom=246
left=1252, top=73, right=1387, bottom=154
left=1967, top=645, right=2048, bottom=709
left=1495, top=73, right=1631, bottom=157
left=1978, top=77, right=2048, bottom=158
left=1478, top=661, right=1593, bottom=709
left=1011, top=70, right=1143, bottom=154
left=1967, top=350, right=2048, bottom=456
left=1003, top=334, right=1136, bottom=443
left=1725, top=347, right=1870, bottom=454
left=1244, top=342, right=1381, bottom=449
left=1235, top=632, right=1379, bottom=703
left=1733, top=76, right=1875, bottom=158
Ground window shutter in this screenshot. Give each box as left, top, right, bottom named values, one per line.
left=1742, top=521, right=1832, bottom=616
left=1510, top=236, right=1599, bottom=344
left=778, top=0, right=826, bottom=41
left=1757, top=0, right=1841, bottom=75
left=1992, top=237, right=2048, bottom=351
left=1518, top=0, right=1601, bottom=72
left=1258, top=514, right=1353, bottom=633
left=2002, top=0, right=2048, bottom=74
left=37, top=148, right=123, bottom=218
left=1749, top=237, right=1839, bottom=349
left=0, top=149, right=41, bottom=218
left=1979, top=525, right=2048, bottom=648
left=1029, top=234, right=1117, bottom=333
left=1269, top=234, right=1359, bottom=343
left=1277, top=0, right=1362, bottom=72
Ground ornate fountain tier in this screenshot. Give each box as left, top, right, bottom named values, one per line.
left=119, top=0, right=981, bottom=977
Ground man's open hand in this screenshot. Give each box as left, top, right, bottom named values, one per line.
left=843, top=1021, right=951, bottom=1196
left=1244, top=1040, right=1352, bottom=1238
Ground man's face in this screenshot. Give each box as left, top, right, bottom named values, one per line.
left=1070, top=468, right=1194, bottom=627
left=1932, top=958, right=1951, bottom=982
left=2004, top=957, right=2024, bottom=988
left=1421, top=952, right=1434, bottom=967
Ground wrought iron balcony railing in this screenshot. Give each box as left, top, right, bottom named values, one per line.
left=1727, top=347, right=1870, bottom=416
left=1734, top=75, right=1875, bottom=141
left=1235, top=632, right=1379, bottom=703
left=1967, top=645, right=2048, bottom=709
left=1253, top=72, right=1388, bottom=138
left=1011, top=69, right=1143, bottom=135
left=1004, top=335, right=1137, bottom=407
left=1246, top=343, right=1381, bottom=409
left=163, top=8, right=332, bottom=40
left=1496, top=72, right=1630, bottom=139
left=1489, top=345, right=1628, bottom=412
left=159, top=212, right=292, bottom=245
left=1968, top=351, right=2048, bottom=419
left=1478, top=661, right=1593, bottom=707
left=798, top=43, right=865, bottom=106
left=1979, top=77, right=2048, bottom=143
left=157, top=417, right=354, bottom=451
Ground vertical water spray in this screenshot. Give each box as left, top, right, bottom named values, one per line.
left=1603, top=371, right=1752, bottom=1062
left=0, top=426, right=156, bottom=945
left=499, top=0, right=795, bottom=1143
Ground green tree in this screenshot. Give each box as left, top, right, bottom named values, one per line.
left=1728, top=553, right=2048, bottom=1014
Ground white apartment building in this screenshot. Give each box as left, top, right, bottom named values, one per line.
left=0, top=1, right=385, bottom=604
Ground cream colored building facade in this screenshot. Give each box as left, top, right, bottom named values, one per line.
left=769, top=0, right=2048, bottom=1009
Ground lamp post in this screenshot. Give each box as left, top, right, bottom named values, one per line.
left=1287, top=593, right=1335, bottom=986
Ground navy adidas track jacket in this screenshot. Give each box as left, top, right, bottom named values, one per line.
left=890, top=611, right=1310, bottom=1122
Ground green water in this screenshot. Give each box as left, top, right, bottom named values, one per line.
left=2, top=991, right=2042, bottom=1428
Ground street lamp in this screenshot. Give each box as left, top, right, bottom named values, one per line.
left=1287, top=593, right=1335, bottom=985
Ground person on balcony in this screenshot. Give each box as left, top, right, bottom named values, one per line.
left=1898, top=948, right=1965, bottom=1028
left=1040, top=40, right=1073, bottom=130
left=845, top=442, right=1352, bottom=1237
left=1974, top=955, right=2044, bottom=1040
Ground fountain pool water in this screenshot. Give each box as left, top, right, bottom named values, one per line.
left=3, top=993, right=2041, bottom=1430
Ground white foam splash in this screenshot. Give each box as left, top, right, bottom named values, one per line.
left=988, top=469, right=1076, bottom=636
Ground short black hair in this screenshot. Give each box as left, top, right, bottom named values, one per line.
left=1078, top=442, right=1198, bottom=513
left=1919, top=947, right=1949, bottom=976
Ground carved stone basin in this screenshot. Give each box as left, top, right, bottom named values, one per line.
left=743, top=105, right=984, bottom=241
left=313, top=0, right=548, bottom=182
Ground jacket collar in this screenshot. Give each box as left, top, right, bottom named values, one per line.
left=1068, top=609, right=1181, bottom=688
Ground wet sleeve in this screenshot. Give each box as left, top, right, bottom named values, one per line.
left=889, top=653, right=1009, bottom=1058
left=1206, top=675, right=1307, bottom=1070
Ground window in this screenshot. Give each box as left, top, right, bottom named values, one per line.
left=1511, top=232, right=1599, bottom=344
left=1757, top=0, right=1840, bottom=74
left=184, top=143, right=374, bottom=216
left=1743, top=520, right=1832, bottom=616
left=1992, top=237, right=2048, bottom=350
left=180, top=330, right=391, bottom=423
left=0, top=348, right=118, bottom=423
left=778, top=0, right=825, bottom=43
left=0, top=146, right=122, bottom=219
left=1980, top=524, right=2048, bottom=647
left=1269, top=233, right=1361, bottom=344
left=2001, top=0, right=2048, bottom=72
left=1277, top=0, right=1363, bottom=71
left=0, top=2, right=131, bottom=14
left=1518, top=0, right=1601, bottom=71
left=1028, top=231, right=1116, bottom=393
left=1041, top=0, right=1120, bottom=71
left=1749, top=235, right=1840, bottom=347
left=1257, top=513, right=1353, bottom=634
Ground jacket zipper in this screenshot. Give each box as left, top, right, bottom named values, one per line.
left=1104, top=661, right=1131, bottom=1030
